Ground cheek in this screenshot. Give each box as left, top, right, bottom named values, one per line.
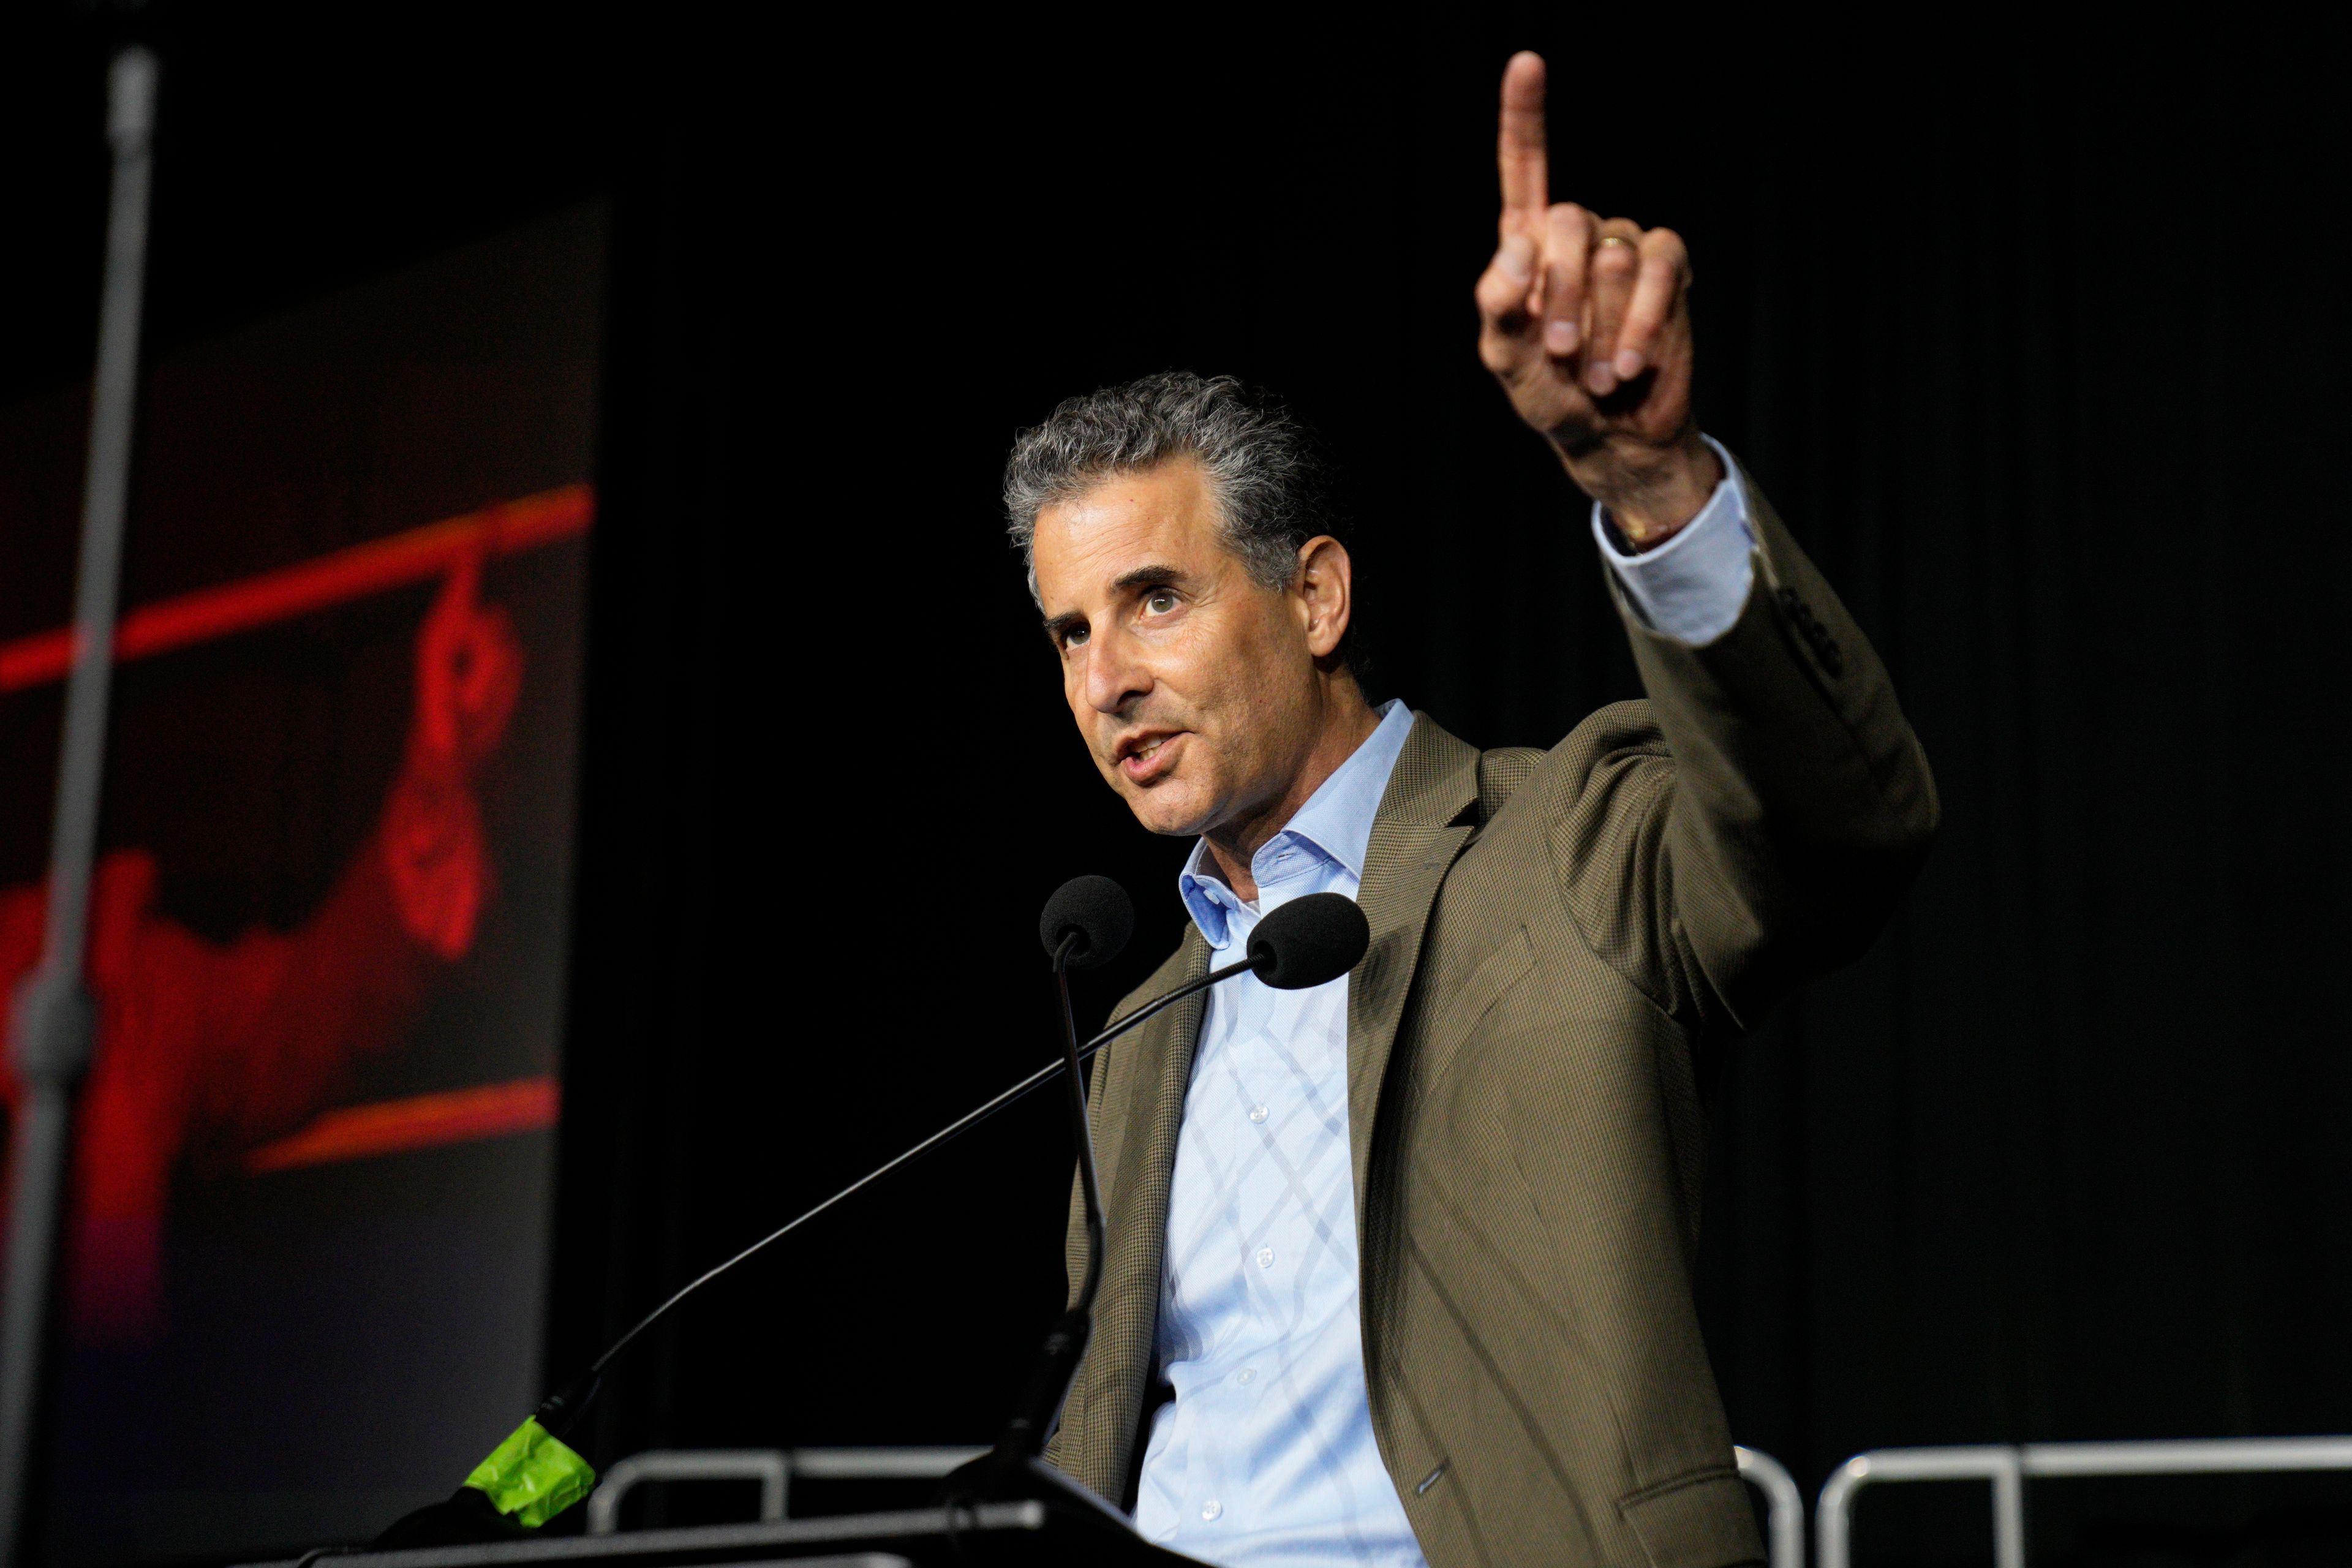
left=1186, top=641, right=1288, bottom=766
left=1219, top=614, right=1298, bottom=704
left=1158, top=602, right=1296, bottom=741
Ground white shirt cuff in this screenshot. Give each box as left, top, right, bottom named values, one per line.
left=1590, top=435, right=1756, bottom=646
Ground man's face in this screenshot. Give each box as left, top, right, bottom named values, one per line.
left=1033, top=459, right=1322, bottom=839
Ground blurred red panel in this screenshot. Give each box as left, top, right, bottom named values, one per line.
left=0, top=484, right=592, bottom=693
left=243, top=1075, right=560, bottom=1174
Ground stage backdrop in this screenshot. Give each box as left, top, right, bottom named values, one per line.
left=0, top=205, right=601, bottom=1565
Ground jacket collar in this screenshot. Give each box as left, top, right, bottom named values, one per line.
left=1174, top=699, right=1415, bottom=947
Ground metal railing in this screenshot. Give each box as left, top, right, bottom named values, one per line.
left=1817, top=1435, right=2352, bottom=1568
left=586, top=1446, right=987, bottom=1533
left=1736, top=1444, right=1804, bottom=1568
left=588, top=1442, right=1804, bottom=1565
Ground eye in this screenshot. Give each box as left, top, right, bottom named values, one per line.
left=1143, top=589, right=1179, bottom=616
left=1061, top=624, right=1090, bottom=650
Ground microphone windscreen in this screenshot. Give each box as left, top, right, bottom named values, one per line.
left=1039, top=876, right=1135, bottom=970
left=1247, top=892, right=1370, bottom=990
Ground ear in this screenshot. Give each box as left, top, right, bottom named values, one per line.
left=1294, top=535, right=1354, bottom=659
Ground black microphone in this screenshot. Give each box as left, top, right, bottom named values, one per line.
left=1039, top=873, right=1134, bottom=971
left=1074, top=891, right=1374, bottom=1050
left=1248, top=891, right=1372, bottom=990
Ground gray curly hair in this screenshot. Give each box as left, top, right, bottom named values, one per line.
left=1002, top=371, right=1334, bottom=608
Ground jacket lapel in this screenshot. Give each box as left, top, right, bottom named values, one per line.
left=1346, top=712, right=1482, bottom=1235
left=1064, top=926, right=1209, bottom=1495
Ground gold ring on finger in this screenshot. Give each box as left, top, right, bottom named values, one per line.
left=1597, top=235, right=1638, bottom=251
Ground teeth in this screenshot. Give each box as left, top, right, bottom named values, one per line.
left=1131, top=739, right=1166, bottom=764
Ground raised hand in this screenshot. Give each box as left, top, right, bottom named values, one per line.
left=1474, top=51, right=1721, bottom=544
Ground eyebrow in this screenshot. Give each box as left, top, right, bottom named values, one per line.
left=1041, top=564, right=1189, bottom=643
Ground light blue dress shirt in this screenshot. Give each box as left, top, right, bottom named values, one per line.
left=1133, top=450, right=1756, bottom=1567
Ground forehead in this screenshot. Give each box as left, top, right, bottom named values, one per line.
left=1031, top=459, right=1228, bottom=608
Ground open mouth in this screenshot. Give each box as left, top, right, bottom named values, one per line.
left=1115, top=730, right=1183, bottom=783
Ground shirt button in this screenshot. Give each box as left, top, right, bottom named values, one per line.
left=1248, top=1104, right=1269, bottom=1125
left=1254, top=1246, right=1275, bottom=1268
left=1200, top=1499, right=1223, bottom=1522
left=1235, top=1367, right=1256, bottom=1386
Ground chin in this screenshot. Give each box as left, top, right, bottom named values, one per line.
left=1121, top=780, right=1215, bottom=840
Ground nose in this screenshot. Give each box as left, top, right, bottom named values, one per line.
left=1080, top=624, right=1152, bottom=717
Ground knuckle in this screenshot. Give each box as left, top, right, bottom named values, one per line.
left=1475, top=267, right=1525, bottom=310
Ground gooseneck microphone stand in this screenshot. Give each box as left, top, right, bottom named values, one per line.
left=533, top=949, right=1268, bottom=1439
left=523, top=908, right=1351, bottom=1451
left=1057, top=932, right=1108, bottom=1315
left=364, top=888, right=1364, bottom=1548
left=988, top=932, right=1107, bottom=1466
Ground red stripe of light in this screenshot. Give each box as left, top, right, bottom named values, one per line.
left=0, top=484, right=594, bottom=694
left=244, top=1076, right=560, bottom=1174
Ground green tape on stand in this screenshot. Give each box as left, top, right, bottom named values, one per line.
left=464, top=1418, right=597, bottom=1528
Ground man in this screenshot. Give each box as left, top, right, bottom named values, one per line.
left=1012, top=51, right=1936, bottom=1568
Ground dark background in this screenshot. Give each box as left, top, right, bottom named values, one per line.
left=7, top=4, right=2351, bottom=1563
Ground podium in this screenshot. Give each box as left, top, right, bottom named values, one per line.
left=241, top=1493, right=1206, bottom=1568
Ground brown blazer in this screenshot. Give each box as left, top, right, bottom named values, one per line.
left=1044, top=480, right=1938, bottom=1567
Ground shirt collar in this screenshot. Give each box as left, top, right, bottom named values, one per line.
left=1177, top=700, right=1415, bottom=949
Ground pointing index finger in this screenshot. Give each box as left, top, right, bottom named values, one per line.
left=1498, top=51, right=1548, bottom=229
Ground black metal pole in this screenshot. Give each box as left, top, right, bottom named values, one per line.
left=0, top=45, right=157, bottom=1566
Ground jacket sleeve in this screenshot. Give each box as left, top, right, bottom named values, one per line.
left=1542, top=473, right=1939, bottom=1033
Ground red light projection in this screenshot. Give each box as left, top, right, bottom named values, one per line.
left=0, top=489, right=587, bottom=1342
left=0, top=485, right=590, bottom=695
left=243, top=1077, right=559, bottom=1174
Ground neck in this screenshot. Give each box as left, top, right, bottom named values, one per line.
left=1202, top=680, right=1381, bottom=903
